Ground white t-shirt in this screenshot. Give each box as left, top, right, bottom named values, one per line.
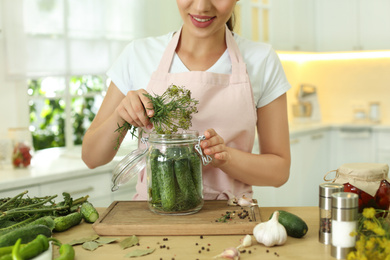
left=107, top=31, right=291, bottom=108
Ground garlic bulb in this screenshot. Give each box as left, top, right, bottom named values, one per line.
left=253, top=211, right=287, bottom=247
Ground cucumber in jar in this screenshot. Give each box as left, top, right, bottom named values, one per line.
left=189, top=153, right=202, bottom=197
left=174, top=157, right=200, bottom=209
left=149, top=149, right=162, bottom=203
left=155, top=155, right=176, bottom=211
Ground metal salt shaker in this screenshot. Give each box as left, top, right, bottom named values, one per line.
left=331, top=192, right=358, bottom=259
left=319, top=183, right=344, bottom=244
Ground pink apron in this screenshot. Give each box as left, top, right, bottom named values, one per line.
left=133, top=26, right=257, bottom=200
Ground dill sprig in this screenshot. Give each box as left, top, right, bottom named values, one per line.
left=114, top=85, right=199, bottom=149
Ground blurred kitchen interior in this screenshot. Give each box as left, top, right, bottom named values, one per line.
left=0, top=0, right=389, bottom=147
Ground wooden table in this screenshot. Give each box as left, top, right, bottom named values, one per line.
left=53, top=206, right=335, bottom=260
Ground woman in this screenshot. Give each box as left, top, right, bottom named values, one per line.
left=82, top=0, right=291, bottom=200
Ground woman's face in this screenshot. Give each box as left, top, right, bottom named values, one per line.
left=176, top=0, right=237, bottom=38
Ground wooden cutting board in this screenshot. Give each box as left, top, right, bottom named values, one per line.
left=92, top=200, right=261, bottom=236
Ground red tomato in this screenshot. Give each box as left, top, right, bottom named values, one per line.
left=375, top=180, right=390, bottom=210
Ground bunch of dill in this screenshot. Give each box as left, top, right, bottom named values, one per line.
left=115, top=85, right=199, bottom=149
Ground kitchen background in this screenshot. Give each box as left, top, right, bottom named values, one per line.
left=0, top=0, right=389, bottom=207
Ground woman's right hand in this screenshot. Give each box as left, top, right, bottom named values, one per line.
left=116, top=89, right=154, bottom=129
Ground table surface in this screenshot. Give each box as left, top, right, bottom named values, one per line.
left=52, top=206, right=337, bottom=260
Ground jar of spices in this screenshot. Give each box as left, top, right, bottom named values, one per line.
left=331, top=192, right=358, bottom=259
left=319, top=182, right=344, bottom=244
left=112, top=130, right=211, bottom=215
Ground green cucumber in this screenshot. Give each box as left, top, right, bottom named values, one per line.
left=156, top=156, right=176, bottom=211
left=54, top=212, right=82, bottom=232
left=0, top=216, right=55, bottom=237
left=80, top=202, right=99, bottom=223
left=270, top=210, right=308, bottom=238
left=174, top=158, right=200, bottom=209
left=150, top=149, right=162, bottom=203
left=189, top=153, right=202, bottom=197
left=0, top=225, right=51, bottom=247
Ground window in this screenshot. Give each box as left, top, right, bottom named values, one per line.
left=2, top=0, right=181, bottom=150
left=28, top=76, right=106, bottom=150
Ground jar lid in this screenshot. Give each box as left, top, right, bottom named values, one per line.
left=319, top=183, right=344, bottom=197
left=111, top=147, right=148, bottom=191
left=332, top=192, right=358, bottom=209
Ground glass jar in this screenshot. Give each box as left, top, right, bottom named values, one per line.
left=112, top=130, right=211, bottom=215
left=326, top=163, right=390, bottom=212
left=8, top=128, right=34, bottom=168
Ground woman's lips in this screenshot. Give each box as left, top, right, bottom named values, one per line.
left=190, top=14, right=215, bottom=28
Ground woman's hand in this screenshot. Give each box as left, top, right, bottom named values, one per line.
left=116, top=89, right=154, bottom=129
left=201, top=128, right=231, bottom=168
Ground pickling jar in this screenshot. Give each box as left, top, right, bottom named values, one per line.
left=111, top=130, right=211, bottom=215
left=325, top=163, right=390, bottom=213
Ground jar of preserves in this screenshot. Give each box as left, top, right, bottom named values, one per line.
left=325, top=163, right=390, bottom=213
left=112, top=130, right=211, bottom=215
left=8, top=127, right=33, bottom=168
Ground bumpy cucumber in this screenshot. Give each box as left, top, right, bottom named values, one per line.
left=54, top=212, right=82, bottom=232
left=189, top=153, right=202, bottom=197
left=149, top=149, right=162, bottom=203
left=156, top=157, right=176, bottom=211
left=0, top=224, right=51, bottom=247
left=174, top=158, right=200, bottom=209
left=270, top=210, right=308, bottom=238
left=80, top=202, right=99, bottom=223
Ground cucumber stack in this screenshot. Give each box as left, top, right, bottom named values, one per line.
left=149, top=146, right=203, bottom=213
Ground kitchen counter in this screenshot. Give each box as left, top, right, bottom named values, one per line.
left=52, top=206, right=336, bottom=260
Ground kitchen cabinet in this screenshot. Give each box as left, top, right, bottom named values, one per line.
left=329, top=127, right=375, bottom=169
left=252, top=129, right=330, bottom=207
left=269, top=0, right=316, bottom=51
left=315, top=0, right=390, bottom=51
left=0, top=185, right=40, bottom=198
left=40, top=172, right=113, bottom=207
left=375, top=130, right=390, bottom=165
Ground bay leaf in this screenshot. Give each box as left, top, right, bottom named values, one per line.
left=82, top=241, right=101, bottom=251
left=120, top=235, right=139, bottom=249
left=124, top=248, right=155, bottom=258
left=97, top=237, right=119, bottom=245
left=69, top=235, right=100, bottom=246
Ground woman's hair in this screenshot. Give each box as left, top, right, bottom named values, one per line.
left=226, top=12, right=235, bottom=31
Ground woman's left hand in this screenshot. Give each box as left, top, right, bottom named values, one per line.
left=201, top=128, right=231, bottom=168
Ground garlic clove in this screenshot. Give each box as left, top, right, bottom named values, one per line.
left=227, top=198, right=238, bottom=206
left=237, top=234, right=252, bottom=249
left=214, top=247, right=240, bottom=260
left=237, top=195, right=253, bottom=207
